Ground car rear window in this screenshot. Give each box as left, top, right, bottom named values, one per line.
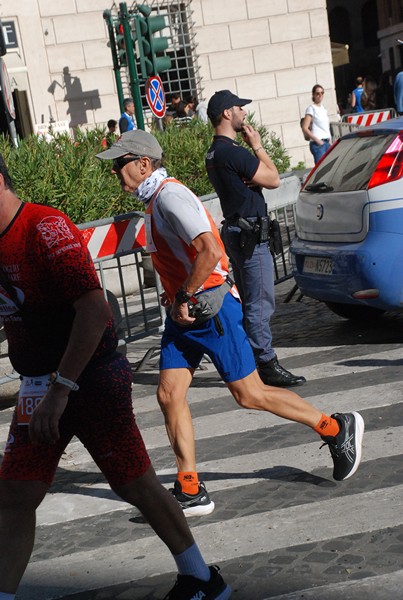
left=305, top=133, right=396, bottom=192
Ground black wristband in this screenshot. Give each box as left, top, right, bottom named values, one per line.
left=175, top=289, right=192, bottom=304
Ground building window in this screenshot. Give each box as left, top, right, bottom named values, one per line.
left=150, top=1, right=201, bottom=103
left=328, top=7, right=351, bottom=45
left=362, top=1, right=379, bottom=47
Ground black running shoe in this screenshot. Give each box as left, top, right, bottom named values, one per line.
left=321, top=412, right=364, bottom=481
left=163, top=565, right=231, bottom=600
left=170, top=480, right=215, bottom=517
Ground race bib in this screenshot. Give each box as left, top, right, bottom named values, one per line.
left=145, top=213, right=157, bottom=252
left=17, top=375, right=50, bottom=425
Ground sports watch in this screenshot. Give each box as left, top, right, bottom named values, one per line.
left=50, top=371, right=79, bottom=391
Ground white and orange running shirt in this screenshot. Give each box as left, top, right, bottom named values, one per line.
left=145, top=178, right=230, bottom=302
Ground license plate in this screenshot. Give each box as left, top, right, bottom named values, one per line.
left=303, top=256, right=333, bottom=275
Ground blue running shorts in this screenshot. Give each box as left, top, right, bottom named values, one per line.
left=160, top=292, right=256, bottom=382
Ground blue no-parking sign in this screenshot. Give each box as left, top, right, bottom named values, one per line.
left=145, top=76, right=166, bottom=119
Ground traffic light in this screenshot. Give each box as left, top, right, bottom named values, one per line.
left=115, top=23, right=127, bottom=67
left=134, top=13, right=152, bottom=79
left=135, top=5, right=172, bottom=78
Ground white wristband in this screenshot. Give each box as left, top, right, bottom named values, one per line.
left=50, top=371, right=79, bottom=391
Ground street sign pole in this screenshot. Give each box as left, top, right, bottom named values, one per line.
left=103, top=10, right=125, bottom=114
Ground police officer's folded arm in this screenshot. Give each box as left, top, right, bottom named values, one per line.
left=251, top=161, right=280, bottom=190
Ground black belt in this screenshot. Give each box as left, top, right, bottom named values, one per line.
left=224, top=216, right=270, bottom=243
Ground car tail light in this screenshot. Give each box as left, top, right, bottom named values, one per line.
left=352, top=289, right=379, bottom=299
left=368, top=134, right=403, bottom=189
left=301, top=139, right=341, bottom=190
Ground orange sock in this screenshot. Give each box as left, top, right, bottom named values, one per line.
left=178, top=472, right=199, bottom=495
left=313, top=413, right=340, bottom=437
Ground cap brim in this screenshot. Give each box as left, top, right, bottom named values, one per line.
left=96, top=146, right=129, bottom=160
left=238, top=98, right=252, bottom=107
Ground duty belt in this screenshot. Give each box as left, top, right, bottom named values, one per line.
left=225, top=215, right=271, bottom=243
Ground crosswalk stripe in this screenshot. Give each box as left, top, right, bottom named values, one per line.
left=130, top=376, right=402, bottom=419
left=2, top=333, right=402, bottom=600
left=203, top=346, right=403, bottom=383
left=264, top=569, right=403, bottom=600
left=19, top=485, right=403, bottom=599
left=35, top=426, right=403, bottom=525
left=29, top=377, right=400, bottom=471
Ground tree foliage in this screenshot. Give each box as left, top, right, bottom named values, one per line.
left=0, top=115, right=291, bottom=223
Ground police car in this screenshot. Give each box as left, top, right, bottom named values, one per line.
left=290, top=117, right=403, bottom=319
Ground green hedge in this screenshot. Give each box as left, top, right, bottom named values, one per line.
left=0, top=116, right=291, bottom=224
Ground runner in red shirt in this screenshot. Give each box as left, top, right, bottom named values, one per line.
left=0, top=155, right=230, bottom=600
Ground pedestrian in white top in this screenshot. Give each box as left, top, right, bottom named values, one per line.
left=302, top=84, right=331, bottom=164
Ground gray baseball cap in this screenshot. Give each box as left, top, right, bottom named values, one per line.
left=96, top=130, right=163, bottom=161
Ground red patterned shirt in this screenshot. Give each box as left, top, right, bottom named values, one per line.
left=0, top=202, right=117, bottom=375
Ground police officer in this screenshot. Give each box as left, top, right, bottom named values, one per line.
left=206, top=90, right=306, bottom=387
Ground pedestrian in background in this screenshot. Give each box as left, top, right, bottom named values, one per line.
left=173, top=100, right=194, bottom=126
left=377, top=71, right=394, bottom=109
left=188, top=95, right=209, bottom=123
left=97, top=129, right=365, bottom=520
left=101, top=118, right=118, bottom=148
left=302, top=84, right=331, bottom=165
left=350, top=76, right=364, bottom=113
left=361, top=77, right=378, bottom=111
left=0, top=154, right=230, bottom=600
left=119, top=97, right=137, bottom=133
left=394, top=70, right=403, bottom=115
left=169, top=92, right=182, bottom=113
left=207, top=89, right=305, bottom=387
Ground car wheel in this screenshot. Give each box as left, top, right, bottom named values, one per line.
left=325, top=302, right=385, bottom=321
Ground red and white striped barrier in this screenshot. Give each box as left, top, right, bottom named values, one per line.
left=344, top=109, right=395, bottom=127
left=80, top=216, right=146, bottom=261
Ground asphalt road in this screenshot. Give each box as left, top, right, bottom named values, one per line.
left=1, top=284, right=402, bottom=600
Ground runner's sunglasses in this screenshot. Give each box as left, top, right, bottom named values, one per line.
left=113, top=155, right=141, bottom=171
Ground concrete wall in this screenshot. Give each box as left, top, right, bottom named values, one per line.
left=0, top=0, right=338, bottom=168
left=0, top=0, right=117, bottom=129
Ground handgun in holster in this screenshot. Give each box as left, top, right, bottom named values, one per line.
left=238, top=217, right=259, bottom=259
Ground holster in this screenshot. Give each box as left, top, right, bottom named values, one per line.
left=237, top=218, right=259, bottom=259
left=269, top=219, right=282, bottom=255
left=237, top=216, right=271, bottom=259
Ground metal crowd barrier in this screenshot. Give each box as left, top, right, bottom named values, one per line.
left=330, top=121, right=361, bottom=140
left=331, top=107, right=398, bottom=140
left=78, top=211, right=165, bottom=353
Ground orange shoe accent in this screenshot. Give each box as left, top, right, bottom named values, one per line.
left=313, top=413, right=340, bottom=437
left=178, top=471, right=199, bottom=495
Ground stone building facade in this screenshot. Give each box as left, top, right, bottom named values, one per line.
left=0, top=0, right=338, bottom=167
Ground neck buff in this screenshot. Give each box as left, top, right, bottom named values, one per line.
left=134, top=167, right=168, bottom=204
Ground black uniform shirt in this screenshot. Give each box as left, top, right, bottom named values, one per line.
left=205, top=135, right=266, bottom=220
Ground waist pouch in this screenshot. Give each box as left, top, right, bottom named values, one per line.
left=187, top=276, right=234, bottom=325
